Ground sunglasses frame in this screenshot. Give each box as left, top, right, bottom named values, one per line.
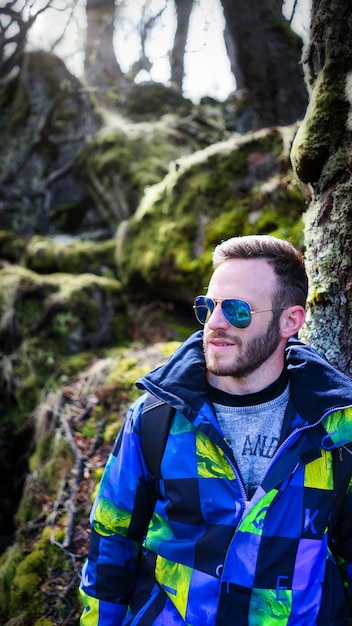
left=193, top=295, right=286, bottom=329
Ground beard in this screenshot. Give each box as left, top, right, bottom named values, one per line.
left=204, top=314, right=282, bottom=379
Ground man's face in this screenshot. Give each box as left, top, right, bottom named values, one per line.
left=203, top=258, right=285, bottom=392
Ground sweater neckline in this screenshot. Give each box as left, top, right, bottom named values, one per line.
left=207, top=369, right=289, bottom=407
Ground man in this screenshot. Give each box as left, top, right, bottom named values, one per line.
left=80, top=234, right=352, bottom=625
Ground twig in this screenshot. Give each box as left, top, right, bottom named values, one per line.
left=57, top=411, right=86, bottom=548
left=48, top=474, right=68, bottom=527
left=88, top=418, right=106, bottom=456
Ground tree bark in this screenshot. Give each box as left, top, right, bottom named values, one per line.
left=170, top=0, right=194, bottom=91
left=84, top=0, right=127, bottom=89
left=220, top=0, right=308, bottom=129
left=290, top=0, right=352, bottom=374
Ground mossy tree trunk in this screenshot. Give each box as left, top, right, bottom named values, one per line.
left=220, top=0, right=308, bottom=129
left=290, top=0, right=352, bottom=375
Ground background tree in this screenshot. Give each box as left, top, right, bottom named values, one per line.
left=127, top=3, right=166, bottom=80
left=291, top=0, right=352, bottom=375
left=83, top=0, right=308, bottom=129
left=0, top=1, right=99, bottom=234
left=85, top=0, right=127, bottom=89
left=219, top=0, right=308, bottom=128
left=170, top=0, right=194, bottom=91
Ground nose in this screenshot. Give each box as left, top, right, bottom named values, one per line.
left=206, top=301, right=229, bottom=329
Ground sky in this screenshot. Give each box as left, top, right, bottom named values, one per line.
left=114, top=0, right=236, bottom=101
left=28, top=0, right=311, bottom=103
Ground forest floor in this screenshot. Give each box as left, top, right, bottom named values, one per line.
left=10, top=338, right=179, bottom=625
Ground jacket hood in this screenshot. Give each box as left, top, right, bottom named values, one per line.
left=285, top=338, right=352, bottom=421
left=137, top=332, right=352, bottom=428
left=136, top=330, right=206, bottom=421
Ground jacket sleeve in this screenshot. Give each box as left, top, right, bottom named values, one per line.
left=80, top=395, right=154, bottom=625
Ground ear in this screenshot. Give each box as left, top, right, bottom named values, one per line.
left=280, top=305, right=306, bottom=339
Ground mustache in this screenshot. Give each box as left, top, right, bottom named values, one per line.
left=204, top=330, right=242, bottom=346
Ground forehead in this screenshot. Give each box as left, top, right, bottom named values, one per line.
left=207, top=258, right=277, bottom=299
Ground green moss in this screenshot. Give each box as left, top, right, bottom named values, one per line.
left=0, top=339, right=195, bottom=623
left=0, top=524, right=75, bottom=623
left=16, top=550, right=46, bottom=576
left=17, top=432, right=73, bottom=524
left=319, top=144, right=352, bottom=190
left=0, top=230, right=27, bottom=262
left=8, top=549, right=46, bottom=616
left=157, top=341, right=182, bottom=358
left=125, top=82, right=193, bottom=120
left=309, top=286, right=329, bottom=306
left=100, top=342, right=180, bottom=391
left=60, top=352, right=95, bottom=378
left=24, top=236, right=117, bottom=276
left=103, top=421, right=122, bottom=444
left=204, top=204, right=249, bottom=246
left=0, top=266, right=127, bottom=415
left=80, top=420, right=98, bottom=439
left=76, top=120, right=194, bottom=216
left=3, top=337, right=66, bottom=415
left=291, top=59, right=350, bottom=185
left=118, top=126, right=304, bottom=302
left=106, top=354, right=148, bottom=386
left=0, top=78, right=30, bottom=138
left=0, top=544, right=23, bottom=616
left=28, top=432, right=55, bottom=472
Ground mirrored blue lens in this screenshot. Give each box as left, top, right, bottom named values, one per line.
left=223, top=299, right=251, bottom=328
left=193, top=296, right=252, bottom=328
left=194, top=296, right=214, bottom=324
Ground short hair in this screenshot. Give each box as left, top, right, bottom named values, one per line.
left=212, top=235, right=308, bottom=308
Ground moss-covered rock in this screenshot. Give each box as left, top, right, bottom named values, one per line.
left=0, top=265, right=126, bottom=347
left=0, top=231, right=27, bottom=264
left=75, top=113, right=211, bottom=228
left=0, top=525, right=76, bottom=624
left=124, top=81, right=193, bottom=120
left=118, top=125, right=306, bottom=302
left=0, top=51, right=99, bottom=237
left=22, top=235, right=117, bottom=277
left=0, top=265, right=127, bottom=414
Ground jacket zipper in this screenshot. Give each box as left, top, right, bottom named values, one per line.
left=220, top=402, right=352, bottom=582
left=224, top=403, right=352, bottom=512
left=259, top=402, right=352, bottom=485
left=226, top=454, right=247, bottom=502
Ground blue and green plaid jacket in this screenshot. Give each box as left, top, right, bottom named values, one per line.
left=80, top=332, right=352, bottom=625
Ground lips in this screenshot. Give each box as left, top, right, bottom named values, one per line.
left=206, top=334, right=237, bottom=348
left=211, top=340, right=233, bottom=347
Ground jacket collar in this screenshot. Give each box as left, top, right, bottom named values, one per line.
left=136, top=330, right=206, bottom=421
left=137, top=332, right=352, bottom=435
left=285, top=338, right=352, bottom=423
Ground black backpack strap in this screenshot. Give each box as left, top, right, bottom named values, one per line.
left=141, top=393, right=175, bottom=497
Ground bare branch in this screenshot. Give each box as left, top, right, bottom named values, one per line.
left=56, top=406, right=86, bottom=549
left=50, top=1, right=77, bottom=51
left=288, top=0, right=299, bottom=25
left=0, top=0, right=68, bottom=81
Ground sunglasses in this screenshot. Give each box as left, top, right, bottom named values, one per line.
left=193, top=295, right=285, bottom=329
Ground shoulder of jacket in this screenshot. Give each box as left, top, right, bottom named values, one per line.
left=323, top=406, right=352, bottom=448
